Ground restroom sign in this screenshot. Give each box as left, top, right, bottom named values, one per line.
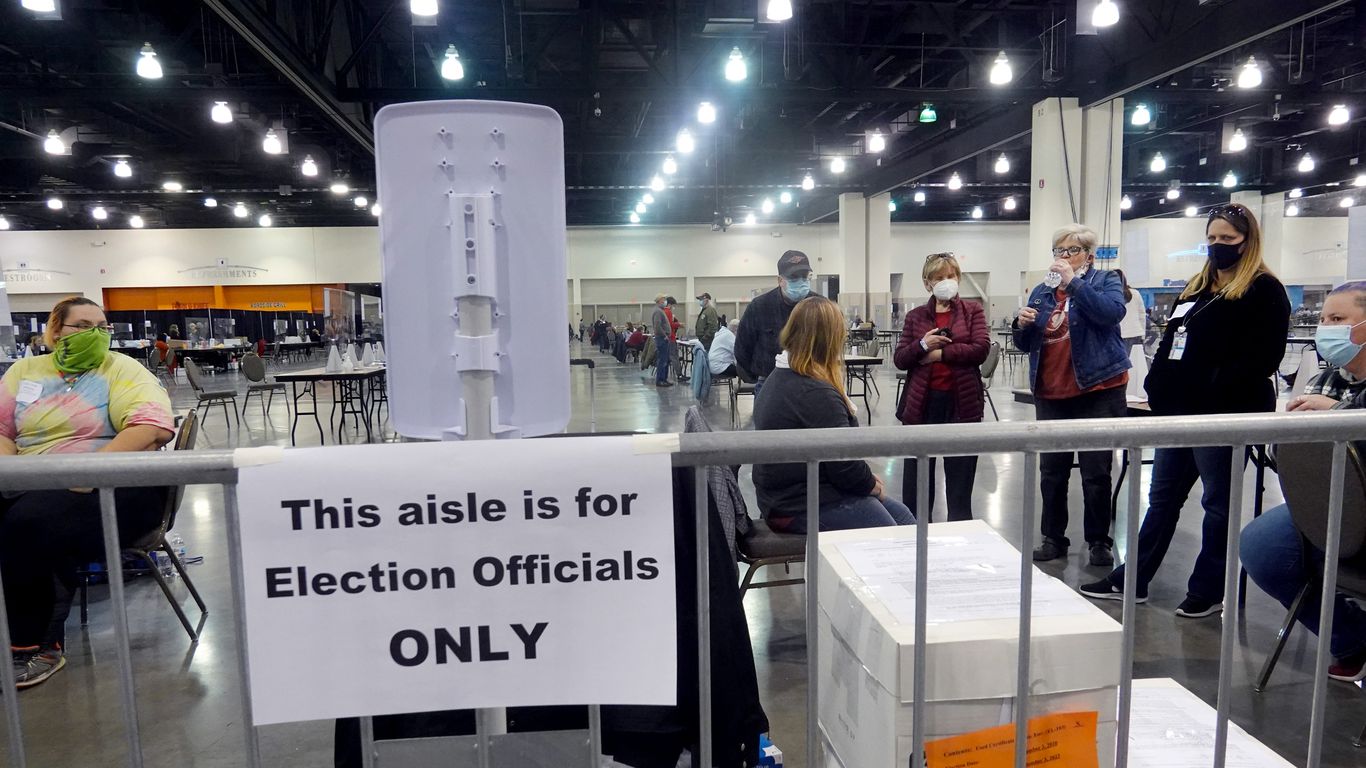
left=235, top=436, right=678, bottom=725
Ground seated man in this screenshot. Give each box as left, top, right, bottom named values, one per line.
left=624, top=326, right=647, bottom=351
left=709, top=319, right=739, bottom=377
left=0, top=298, right=175, bottom=688
left=1242, top=281, right=1366, bottom=680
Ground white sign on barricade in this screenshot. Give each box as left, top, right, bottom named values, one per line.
left=235, top=436, right=678, bottom=725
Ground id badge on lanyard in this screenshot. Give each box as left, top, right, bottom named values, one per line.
left=1169, top=326, right=1188, bottom=361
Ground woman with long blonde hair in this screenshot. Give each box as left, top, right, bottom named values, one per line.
left=751, top=296, right=913, bottom=532
left=1082, top=203, right=1290, bottom=619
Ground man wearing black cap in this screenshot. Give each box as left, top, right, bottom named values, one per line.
left=736, top=250, right=820, bottom=394
left=695, top=292, right=720, bottom=350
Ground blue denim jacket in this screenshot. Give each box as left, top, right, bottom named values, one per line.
left=1012, top=267, right=1130, bottom=393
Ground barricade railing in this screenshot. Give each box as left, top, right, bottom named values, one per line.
left=2, top=410, right=1366, bottom=768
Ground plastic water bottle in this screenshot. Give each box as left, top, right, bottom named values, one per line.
left=1043, top=270, right=1063, bottom=289
left=167, top=534, right=188, bottom=578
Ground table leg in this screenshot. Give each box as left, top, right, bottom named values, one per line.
left=359, top=377, right=374, bottom=442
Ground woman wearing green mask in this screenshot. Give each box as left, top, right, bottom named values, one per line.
left=0, top=297, right=175, bottom=689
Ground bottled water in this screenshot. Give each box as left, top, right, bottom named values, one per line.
left=1043, top=270, right=1063, bottom=289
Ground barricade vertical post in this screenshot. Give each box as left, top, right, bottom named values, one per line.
left=0, top=537, right=27, bottom=768
left=1307, top=442, right=1347, bottom=768
left=97, top=488, right=145, bottom=768
left=1014, top=452, right=1038, bottom=768
left=1115, top=446, right=1143, bottom=768
left=805, top=461, right=820, bottom=766
left=910, top=455, right=930, bottom=768
left=695, top=467, right=712, bottom=768
left=587, top=705, right=602, bottom=767
left=1213, top=443, right=1248, bottom=768
left=359, top=717, right=376, bottom=768
left=221, top=483, right=263, bottom=768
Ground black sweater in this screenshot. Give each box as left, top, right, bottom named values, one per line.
left=752, top=367, right=875, bottom=520
left=1145, top=272, right=1290, bottom=416
left=735, top=287, right=821, bottom=380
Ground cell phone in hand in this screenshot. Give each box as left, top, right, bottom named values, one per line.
left=933, top=327, right=954, bottom=338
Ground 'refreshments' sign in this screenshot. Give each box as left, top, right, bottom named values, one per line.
left=177, top=259, right=269, bottom=279
left=235, top=437, right=678, bottom=725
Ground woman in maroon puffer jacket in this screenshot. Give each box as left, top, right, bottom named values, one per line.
left=894, top=252, right=990, bottom=521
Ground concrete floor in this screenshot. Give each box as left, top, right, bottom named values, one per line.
left=3, top=341, right=1365, bottom=767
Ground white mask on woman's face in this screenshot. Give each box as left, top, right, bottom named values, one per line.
left=931, top=279, right=959, bottom=302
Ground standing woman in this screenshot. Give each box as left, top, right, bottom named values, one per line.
left=894, top=252, right=990, bottom=521
left=1014, top=224, right=1130, bottom=566
left=753, top=296, right=913, bottom=532
left=1115, top=269, right=1148, bottom=351
left=1082, top=203, right=1290, bottom=618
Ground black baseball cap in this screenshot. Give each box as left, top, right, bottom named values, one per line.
left=696, top=292, right=712, bottom=301
left=778, top=250, right=813, bottom=278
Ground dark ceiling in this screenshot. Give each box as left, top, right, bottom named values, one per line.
left=0, top=0, right=1361, bottom=230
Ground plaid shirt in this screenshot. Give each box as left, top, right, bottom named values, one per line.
left=1306, top=365, right=1366, bottom=402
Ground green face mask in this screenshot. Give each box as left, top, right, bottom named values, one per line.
left=54, top=327, right=111, bottom=374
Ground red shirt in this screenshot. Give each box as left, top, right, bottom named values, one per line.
left=664, top=308, right=679, bottom=341
left=928, top=309, right=954, bottom=392
left=1037, top=288, right=1127, bottom=399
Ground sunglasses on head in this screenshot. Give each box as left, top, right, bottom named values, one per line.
left=1207, top=204, right=1249, bottom=221
left=925, top=252, right=956, bottom=262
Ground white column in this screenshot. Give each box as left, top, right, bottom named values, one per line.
left=1080, top=98, right=1125, bottom=258
left=839, top=192, right=869, bottom=322
left=1029, top=98, right=1084, bottom=287
left=868, top=192, right=893, bottom=328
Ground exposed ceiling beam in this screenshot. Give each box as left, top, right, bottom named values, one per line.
left=337, top=85, right=1059, bottom=106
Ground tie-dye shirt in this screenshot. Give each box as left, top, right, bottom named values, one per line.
left=0, top=352, right=174, bottom=455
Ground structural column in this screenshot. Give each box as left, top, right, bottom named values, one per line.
left=838, top=191, right=893, bottom=327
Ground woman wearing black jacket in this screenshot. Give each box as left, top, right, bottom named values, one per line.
left=1081, top=203, right=1290, bottom=618
left=753, top=296, right=914, bottom=532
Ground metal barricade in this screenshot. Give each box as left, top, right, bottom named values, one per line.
left=2, top=411, right=1366, bottom=768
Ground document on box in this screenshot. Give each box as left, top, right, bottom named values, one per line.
left=1128, top=684, right=1272, bottom=767
left=836, top=535, right=1091, bottom=624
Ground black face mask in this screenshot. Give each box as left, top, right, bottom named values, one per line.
left=1207, top=242, right=1244, bottom=270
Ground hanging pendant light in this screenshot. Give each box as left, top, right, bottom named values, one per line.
left=441, top=46, right=464, bottom=81
left=989, top=51, right=1013, bottom=85
left=136, top=43, right=163, bottom=79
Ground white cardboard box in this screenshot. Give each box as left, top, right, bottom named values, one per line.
left=817, top=520, right=1123, bottom=768
left=1128, top=678, right=1294, bottom=766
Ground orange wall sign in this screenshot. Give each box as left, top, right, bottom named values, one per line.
left=104, top=284, right=344, bottom=312
left=925, top=711, right=1099, bottom=768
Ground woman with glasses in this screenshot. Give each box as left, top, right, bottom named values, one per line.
left=1014, top=224, right=1130, bottom=567
left=894, top=252, right=989, bottom=521
left=1082, top=203, right=1289, bottom=619
left=0, top=297, right=175, bottom=689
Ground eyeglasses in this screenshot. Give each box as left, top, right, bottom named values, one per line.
left=925, top=251, right=956, bottom=262
left=1207, top=204, right=1249, bottom=221
left=1051, top=246, right=1088, bottom=257
left=64, top=322, right=111, bottom=332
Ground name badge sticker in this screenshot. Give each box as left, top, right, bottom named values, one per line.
left=15, top=380, right=42, bottom=405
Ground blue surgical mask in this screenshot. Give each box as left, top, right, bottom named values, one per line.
left=784, top=278, right=811, bottom=301
left=1316, top=321, right=1366, bottom=368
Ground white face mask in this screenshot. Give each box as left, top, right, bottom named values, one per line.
left=931, top=279, right=959, bottom=302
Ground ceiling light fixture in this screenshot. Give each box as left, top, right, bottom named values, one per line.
left=989, top=51, right=1013, bottom=85
left=1237, top=56, right=1262, bottom=89
left=913, top=190, right=926, bottom=203
left=354, top=196, right=369, bottom=208
left=867, top=130, right=886, bottom=153
left=745, top=213, right=756, bottom=226
left=662, top=156, right=678, bottom=175
left=91, top=206, right=108, bottom=221
left=330, top=182, right=350, bottom=195
left=43, top=130, right=65, bottom=155
left=162, top=181, right=183, bottom=192
left=724, top=47, right=747, bottom=82
left=21, top=0, right=56, bottom=11
left=830, top=157, right=846, bottom=174
left=634, top=202, right=647, bottom=214
left=947, top=172, right=963, bottom=190
left=1150, top=152, right=1166, bottom=173
left=1355, top=175, right=1366, bottom=188
left=262, top=129, right=284, bottom=155
left=1092, top=0, right=1120, bottom=27
left=1299, top=153, right=1315, bottom=173
left=971, top=206, right=984, bottom=219
left=676, top=129, right=695, bottom=154
left=1120, top=195, right=1133, bottom=210
left=410, top=0, right=437, bottom=17
left=46, top=197, right=63, bottom=210
left=994, top=154, right=1010, bottom=174
left=888, top=200, right=897, bottom=212
left=650, top=175, right=665, bottom=192
left=371, top=204, right=381, bottom=217
left=801, top=174, right=815, bottom=191
left=204, top=197, right=218, bottom=208
left=0, top=216, right=9, bottom=230
left=1131, top=103, right=1151, bottom=127
left=258, top=213, right=273, bottom=227
left=441, top=46, right=464, bottom=81
left=211, top=101, right=233, bottom=124
left=697, top=101, right=717, bottom=124
left=301, top=156, right=319, bottom=177
left=129, top=214, right=144, bottom=228
left=1003, top=196, right=1017, bottom=211
left=136, top=43, right=162, bottom=79
left=642, top=193, right=655, bottom=205
left=765, top=0, right=793, bottom=22
left=1289, top=188, right=1303, bottom=199
left=1222, top=171, right=1237, bottom=188
left=761, top=198, right=775, bottom=214
left=113, top=159, right=132, bottom=178
left=918, top=104, right=937, bottom=123
left=629, top=212, right=640, bottom=224
left=1228, top=129, right=1248, bottom=152
left=1343, top=197, right=1357, bottom=209
left=233, top=202, right=248, bottom=218
left=1166, top=182, right=1181, bottom=200
left=1330, top=104, right=1351, bottom=127
left=1286, top=203, right=1300, bottom=217
left=779, top=191, right=792, bottom=204
left=1185, top=205, right=1198, bottom=217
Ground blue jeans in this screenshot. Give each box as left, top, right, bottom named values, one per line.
left=1242, top=504, right=1366, bottom=658
left=654, top=336, right=670, bottom=384
left=1107, top=446, right=1235, bottom=602
left=785, top=494, right=915, bottom=534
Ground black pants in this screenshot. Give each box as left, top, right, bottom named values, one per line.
left=902, top=390, right=978, bottom=522
left=1035, top=387, right=1126, bottom=548
left=0, top=487, right=166, bottom=647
